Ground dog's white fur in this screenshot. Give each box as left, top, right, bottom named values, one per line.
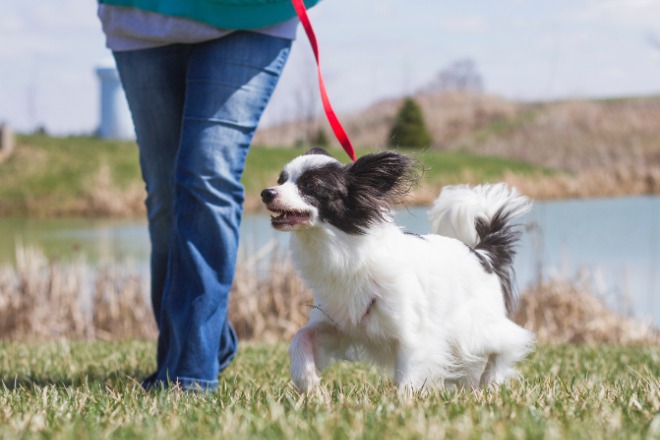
left=264, top=153, right=535, bottom=392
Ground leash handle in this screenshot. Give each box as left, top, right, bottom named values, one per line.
left=291, top=0, right=357, bottom=162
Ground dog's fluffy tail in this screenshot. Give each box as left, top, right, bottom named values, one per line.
left=428, top=183, right=531, bottom=314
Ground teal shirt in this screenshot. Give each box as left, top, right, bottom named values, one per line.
left=98, top=0, right=320, bottom=30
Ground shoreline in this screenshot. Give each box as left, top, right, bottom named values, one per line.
left=2, top=173, right=660, bottom=219
left=243, top=169, right=660, bottom=216
left=0, top=175, right=660, bottom=220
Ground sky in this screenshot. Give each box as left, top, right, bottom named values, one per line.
left=0, top=0, right=659, bottom=135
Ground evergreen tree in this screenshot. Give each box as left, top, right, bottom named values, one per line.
left=311, top=128, right=329, bottom=147
left=387, top=97, right=433, bottom=149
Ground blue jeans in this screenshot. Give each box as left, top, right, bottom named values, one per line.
left=114, top=32, right=291, bottom=391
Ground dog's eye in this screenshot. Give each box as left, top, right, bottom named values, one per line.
left=303, top=180, right=316, bottom=190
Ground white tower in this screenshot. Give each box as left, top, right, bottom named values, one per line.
left=95, top=59, right=134, bottom=140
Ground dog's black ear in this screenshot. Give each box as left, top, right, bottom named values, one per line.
left=347, top=152, right=419, bottom=203
left=305, top=147, right=331, bottom=157
left=338, top=152, right=420, bottom=234
left=317, top=152, right=420, bottom=235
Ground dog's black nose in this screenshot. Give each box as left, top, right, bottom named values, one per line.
left=261, top=188, right=277, bottom=204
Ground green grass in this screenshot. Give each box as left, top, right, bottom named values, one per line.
left=0, top=134, right=142, bottom=216
left=412, top=148, right=550, bottom=184
left=223, top=146, right=550, bottom=207
left=470, top=109, right=540, bottom=145
left=0, top=135, right=551, bottom=216
left=0, top=341, right=658, bottom=439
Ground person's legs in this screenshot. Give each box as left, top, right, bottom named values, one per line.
left=113, top=45, right=188, bottom=333
left=120, top=32, right=291, bottom=391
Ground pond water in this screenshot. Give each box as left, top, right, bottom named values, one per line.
left=1, top=196, right=658, bottom=325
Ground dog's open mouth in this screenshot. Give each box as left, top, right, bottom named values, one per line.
left=269, top=209, right=312, bottom=228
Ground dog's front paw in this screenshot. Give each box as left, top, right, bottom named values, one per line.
left=293, top=373, right=321, bottom=393
left=291, top=364, right=321, bottom=392
left=289, top=326, right=322, bottom=392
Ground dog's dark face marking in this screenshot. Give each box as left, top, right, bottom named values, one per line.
left=261, top=149, right=421, bottom=234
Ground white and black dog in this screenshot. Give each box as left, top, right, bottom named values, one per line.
left=261, top=148, right=534, bottom=392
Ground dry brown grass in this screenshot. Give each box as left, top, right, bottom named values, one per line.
left=229, top=240, right=312, bottom=343
left=253, top=92, right=517, bottom=150
left=0, top=246, right=155, bottom=341
left=80, top=162, right=146, bottom=218
left=513, top=278, right=660, bottom=345
left=0, top=246, right=93, bottom=340
left=467, top=98, right=660, bottom=172
left=0, top=245, right=657, bottom=345
left=0, top=244, right=313, bottom=342
left=255, top=94, right=660, bottom=172
left=503, top=166, right=660, bottom=200
left=92, top=263, right=156, bottom=340
left=401, top=164, right=660, bottom=207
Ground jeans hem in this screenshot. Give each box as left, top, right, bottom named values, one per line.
left=142, top=374, right=219, bottom=392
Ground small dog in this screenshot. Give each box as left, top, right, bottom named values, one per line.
left=261, top=148, right=534, bottom=392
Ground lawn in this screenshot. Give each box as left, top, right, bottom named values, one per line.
left=0, top=341, right=658, bottom=439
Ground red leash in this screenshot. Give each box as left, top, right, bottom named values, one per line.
left=291, top=0, right=357, bottom=162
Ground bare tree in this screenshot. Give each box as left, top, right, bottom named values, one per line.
left=420, top=58, right=484, bottom=94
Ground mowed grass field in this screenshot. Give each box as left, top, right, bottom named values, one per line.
left=0, top=341, right=658, bottom=439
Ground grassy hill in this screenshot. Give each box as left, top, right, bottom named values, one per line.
left=255, top=92, right=660, bottom=170
left=0, top=135, right=144, bottom=217
left=254, top=93, right=660, bottom=200
left=3, top=93, right=660, bottom=218
left=0, top=134, right=548, bottom=218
